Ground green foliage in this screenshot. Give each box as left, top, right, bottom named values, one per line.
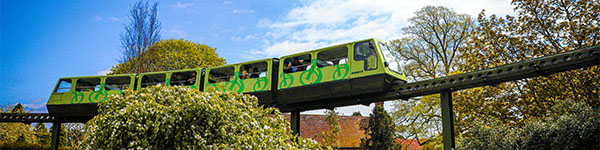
left=33, top=123, right=50, bottom=146
left=0, top=141, right=48, bottom=150
left=84, top=85, right=321, bottom=149
left=1, top=104, right=37, bottom=144
left=461, top=100, right=600, bottom=149
left=390, top=1, right=599, bottom=149
left=0, top=104, right=52, bottom=149
left=391, top=95, right=441, bottom=146
left=321, top=109, right=341, bottom=147
left=456, top=0, right=600, bottom=136
left=62, top=123, right=85, bottom=149
left=111, top=39, right=226, bottom=74
left=351, top=111, right=362, bottom=116
left=361, top=105, right=400, bottom=150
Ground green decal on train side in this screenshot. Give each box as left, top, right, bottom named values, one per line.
left=299, top=60, right=323, bottom=85
left=71, top=91, right=84, bottom=104
left=279, top=73, right=294, bottom=89
left=253, top=77, right=269, bottom=92
left=88, top=83, right=107, bottom=103
left=224, top=72, right=244, bottom=93
left=332, top=64, right=350, bottom=80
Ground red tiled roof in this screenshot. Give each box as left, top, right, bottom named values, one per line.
left=395, top=138, right=425, bottom=150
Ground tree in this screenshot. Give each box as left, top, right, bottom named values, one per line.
left=450, top=0, right=600, bottom=148
left=63, top=123, right=86, bottom=149
left=388, top=5, right=473, bottom=147
left=83, top=85, right=321, bottom=149
left=119, top=0, right=161, bottom=73
left=361, top=105, right=399, bottom=150
left=321, top=109, right=341, bottom=147
left=456, top=0, right=600, bottom=132
left=111, top=39, right=226, bottom=74
left=0, top=103, right=48, bottom=149
left=390, top=6, right=473, bottom=81
left=33, top=123, right=51, bottom=146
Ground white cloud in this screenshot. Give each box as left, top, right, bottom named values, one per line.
left=22, top=98, right=47, bottom=112
left=231, top=34, right=257, bottom=41
left=232, top=9, right=255, bottom=13
left=94, top=14, right=103, bottom=21
left=170, top=2, right=193, bottom=8
left=223, top=1, right=232, bottom=5
left=108, top=17, right=120, bottom=21
left=96, top=68, right=111, bottom=75
left=257, top=0, right=515, bottom=57
left=302, top=102, right=396, bottom=116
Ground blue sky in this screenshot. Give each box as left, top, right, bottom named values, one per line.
left=1, top=0, right=514, bottom=116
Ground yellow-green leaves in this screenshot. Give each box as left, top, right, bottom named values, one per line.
left=110, top=39, right=226, bottom=74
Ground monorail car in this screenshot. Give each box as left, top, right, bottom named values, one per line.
left=46, top=38, right=407, bottom=117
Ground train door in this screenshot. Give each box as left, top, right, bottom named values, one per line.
left=349, top=40, right=379, bottom=78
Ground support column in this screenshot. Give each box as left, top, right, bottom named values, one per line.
left=441, top=90, right=455, bottom=150
left=291, top=111, right=301, bottom=136
left=51, top=122, right=62, bottom=150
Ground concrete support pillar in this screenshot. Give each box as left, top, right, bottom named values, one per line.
left=441, top=90, right=455, bottom=150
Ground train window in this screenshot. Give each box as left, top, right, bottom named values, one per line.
left=171, top=71, right=197, bottom=86
left=354, top=41, right=377, bottom=71
left=105, top=76, right=131, bottom=91
left=54, top=79, right=72, bottom=93
left=317, top=47, right=348, bottom=67
left=76, top=78, right=101, bottom=92
left=378, top=42, right=403, bottom=74
left=209, top=67, right=234, bottom=83
left=141, top=74, right=166, bottom=88
left=240, top=62, right=268, bottom=79
left=283, top=54, right=311, bottom=73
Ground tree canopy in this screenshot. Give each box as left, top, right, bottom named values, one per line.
left=361, top=105, right=399, bottom=150
left=111, top=39, right=226, bottom=74
left=456, top=0, right=600, bottom=132
left=391, top=1, right=599, bottom=148
left=83, top=85, right=320, bottom=149
left=389, top=5, right=472, bottom=147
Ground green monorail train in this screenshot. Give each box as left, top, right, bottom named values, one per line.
left=47, top=38, right=407, bottom=117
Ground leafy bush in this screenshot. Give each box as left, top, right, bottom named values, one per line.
left=84, top=85, right=320, bottom=149
left=461, top=99, right=600, bottom=149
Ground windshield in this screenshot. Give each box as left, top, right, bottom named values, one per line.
left=378, top=42, right=403, bottom=74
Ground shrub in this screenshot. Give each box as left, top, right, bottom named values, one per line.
left=84, top=85, right=320, bottom=149
left=461, top=99, right=600, bottom=149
